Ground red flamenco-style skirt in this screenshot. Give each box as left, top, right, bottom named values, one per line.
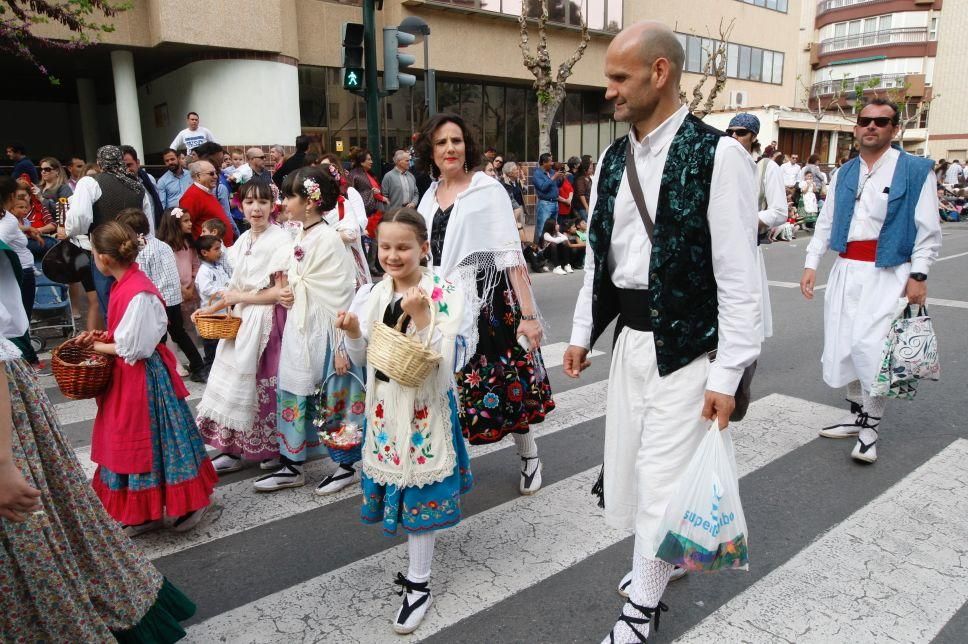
left=92, top=353, right=216, bottom=525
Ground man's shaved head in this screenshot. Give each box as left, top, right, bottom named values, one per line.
left=609, top=21, right=684, bottom=85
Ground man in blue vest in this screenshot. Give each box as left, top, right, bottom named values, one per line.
left=562, top=21, right=761, bottom=643
left=800, top=98, right=940, bottom=465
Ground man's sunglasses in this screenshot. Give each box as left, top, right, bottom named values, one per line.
left=857, top=116, right=894, bottom=128
left=727, top=128, right=752, bottom=138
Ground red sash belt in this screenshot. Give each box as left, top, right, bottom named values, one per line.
left=839, top=240, right=877, bottom=262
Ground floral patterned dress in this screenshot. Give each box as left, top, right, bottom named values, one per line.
left=0, top=339, right=194, bottom=642
left=432, top=206, right=556, bottom=445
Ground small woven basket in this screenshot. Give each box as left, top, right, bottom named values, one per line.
left=51, top=341, right=114, bottom=400
left=194, top=296, right=241, bottom=340
left=367, top=302, right=442, bottom=388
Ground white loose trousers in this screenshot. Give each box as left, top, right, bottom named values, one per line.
left=603, top=327, right=712, bottom=559
left=822, top=256, right=909, bottom=392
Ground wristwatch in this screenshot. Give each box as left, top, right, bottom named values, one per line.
left=520, top=313, right=539, bottom=321
left=909, top=272, right=928, bottom=282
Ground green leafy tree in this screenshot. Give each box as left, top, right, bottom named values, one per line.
left=0, top=0, right=130, bottom=84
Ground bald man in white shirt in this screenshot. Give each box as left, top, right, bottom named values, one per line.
left=563, top=22, right=761, bottom=643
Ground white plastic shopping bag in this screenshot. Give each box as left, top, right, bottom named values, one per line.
left=654, top=427, right=749, bottom=572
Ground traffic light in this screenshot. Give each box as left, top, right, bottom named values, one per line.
left=383, top=27, right=417, bottom=92
left=342, top=22, right=364, bottom=91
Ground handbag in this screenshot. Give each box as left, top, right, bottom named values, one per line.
left=870, top=304, right=940, bottom=400
left=624, top=141, right=756, bottom=421
left=41, top=199, right=91, bottom=285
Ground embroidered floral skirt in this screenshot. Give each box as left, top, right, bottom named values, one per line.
left=277, top=348, right=366, bottom=465
left=0, top=356, right=196, bottom=641
left=93, top=353, right=217, bottom=526
left=361, top=391, right=473, bottom=535
left=198, top=304, right=287, bottom=461
left=457, top=275, right=556, bottom=445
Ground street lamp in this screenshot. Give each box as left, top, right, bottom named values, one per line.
left=398, top=16, right=436, bottom=117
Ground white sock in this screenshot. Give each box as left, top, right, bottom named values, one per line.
left=847, top=380, right=863, bottom=406
left=608, top=544, right=673, bottom=643
left=859, top=391, right=885, bottom=445
left=513, top=432, right=539, bottom=476
left=407, top=532, right=435, bottom=585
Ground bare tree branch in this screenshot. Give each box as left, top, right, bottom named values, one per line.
left=685, top=19, right=734, bottom=119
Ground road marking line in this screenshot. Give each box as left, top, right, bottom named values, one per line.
left=52, top=380, right=206, bottom=427
left=936, top=250, right=968, bottom=262
left=676, top=439, right=968, bottom=644
left=99, top=378, right=610, bottom=560
left=182, top=394, right=844, bottom=642
left=927, top=297, right=968, bottom=310
left=538, top=341, right=603, bottom=369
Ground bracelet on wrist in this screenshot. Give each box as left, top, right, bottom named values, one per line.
left=520, top=313, right=539, bottom=321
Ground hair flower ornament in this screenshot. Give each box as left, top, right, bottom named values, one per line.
left=171, top=208, right=185, bottom=219
left=303, top=177, right=322, bottom=204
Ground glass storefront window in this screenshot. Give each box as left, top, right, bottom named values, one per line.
left=431, top=0, right=617, bottom=32
left=505, top=87, right=528, bottom=161
left=484, top=85, right=507, bottom=155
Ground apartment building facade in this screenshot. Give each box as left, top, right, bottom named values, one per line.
left=3, top=0, right=810, bottom=165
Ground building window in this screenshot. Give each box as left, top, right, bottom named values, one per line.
left=677, top=33, right=784, bottom=85
left=929, top=17, right=938, bottom=40
left=736, top=0, right=788, bottom=13
left=429, top=0, right=621, bottom=33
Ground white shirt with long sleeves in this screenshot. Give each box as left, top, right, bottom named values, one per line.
left=65, top=175, right=154, bottom=249
left=570, top=105, right=762, bottom=395
left=780, top=162, right=801, bottom=187
left=804, top=148, right=941, bottom=275
left=0, top=211, right=34, bottom=270
left=114, top=292, right=168, bottom=365
left=758, top=159, right=788, bottom=229
left=944, top=162, right=962, bottom=185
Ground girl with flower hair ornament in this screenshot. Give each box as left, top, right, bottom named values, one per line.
left=194, top=180, right=294, bottom=474
left=255, top=167, right=366, bottom=493
left=335, top=207, right=474, bottom=634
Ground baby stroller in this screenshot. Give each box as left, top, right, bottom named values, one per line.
left=30, top=268, right=76, bottom=353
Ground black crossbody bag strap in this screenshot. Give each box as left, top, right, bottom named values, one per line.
left=625, top=139, right=654, bottom=244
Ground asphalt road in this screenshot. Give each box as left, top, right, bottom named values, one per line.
left=45, top=221, right=968, bottom=643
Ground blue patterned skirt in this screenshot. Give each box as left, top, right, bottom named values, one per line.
left=361, top=391, right=473, bottom=535
left=276, top=346, right=366, bottom=464
left=93, top=353, right=217, bottom=525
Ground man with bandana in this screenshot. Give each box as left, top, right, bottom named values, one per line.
left=59, top=145, right=148, bottom=316
left=725, top=113, right=787, bottom=339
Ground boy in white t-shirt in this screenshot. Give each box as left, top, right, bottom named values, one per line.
left=194, top=234, right=232, bottom=367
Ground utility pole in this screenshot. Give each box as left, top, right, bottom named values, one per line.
left=363, top=0, right=382, bottom=170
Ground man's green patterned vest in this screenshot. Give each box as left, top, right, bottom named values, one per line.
left=588, top=113, right=721, bottom=377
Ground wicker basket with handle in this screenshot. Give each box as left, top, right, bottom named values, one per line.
left=194, top=295, right=241, bottom=340
left=51, top=340, right=114, bottom=400
left=367, top=299, right=441, bottom=388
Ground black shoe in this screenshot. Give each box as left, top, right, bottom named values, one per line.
left=189, top=368, right=208, bottom=384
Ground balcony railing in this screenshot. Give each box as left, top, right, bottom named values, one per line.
left=816, top=0, right=888, bottom=17
left=818, top=27, right=928, bottom=54
left=810, top=72, right=912, bottom=97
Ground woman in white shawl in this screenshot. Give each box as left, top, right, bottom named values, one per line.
left=416, top=113, right=555, bottom=496
left=194, top=180, right=293, bottom=472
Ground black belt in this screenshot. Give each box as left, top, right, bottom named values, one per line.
left=538, top=197, right=557, bottom=203
left=616, top=288, right=653, bottom=333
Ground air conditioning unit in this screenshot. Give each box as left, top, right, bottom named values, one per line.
left=729, top=90, right=749, bottom=108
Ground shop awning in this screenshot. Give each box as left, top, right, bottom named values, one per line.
left=778, top=118, right=855, bottom=133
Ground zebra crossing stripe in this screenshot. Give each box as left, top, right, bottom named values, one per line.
left=675, top=438, right=968, bottom=644
left=182, top=394, right=845, bottom=642
left=130, top=378, right=610, bottom=560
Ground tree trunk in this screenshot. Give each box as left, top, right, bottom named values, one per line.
left=810, top=120, right=820, bottom=156
left=538, top=94, right=564, bottom=156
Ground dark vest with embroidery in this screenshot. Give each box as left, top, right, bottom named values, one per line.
left=588, top=114, right=721, bottom=377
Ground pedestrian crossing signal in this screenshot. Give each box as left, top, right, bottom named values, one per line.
left=343, top=67, right=363, bottom=90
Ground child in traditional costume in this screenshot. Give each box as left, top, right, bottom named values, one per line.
left=320, top=161, right=372, bottom=289
left=0, top=233, right=197, bottom=642
left=336, top=207, right=474, bottom=634
left=79, top=221, right=216, bottom=537
left=194, top=180, right=292, bottom=473
left=255, top=166, right=365, bottom=494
